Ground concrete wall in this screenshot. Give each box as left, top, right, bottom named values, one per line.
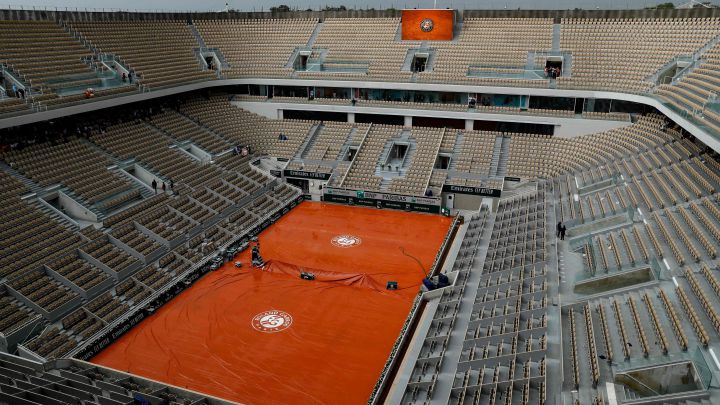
left=57, top=190, right=98, bottom=223
left=233, top=100, right=632, bottom=137
left=448, top=193, right=485, bottom=211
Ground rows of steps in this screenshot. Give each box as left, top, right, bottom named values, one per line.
left=306, top=22, right=323, bottom=48
left=0, top=160, right=42, bottom=194
left=174, top=108, right=233, bottom=146
left=488, top=135, right=506, bottom=177
left=496, top=136, right=511, bottom=177
left=32, top=199, right=80, bottom=231
left=379, top=177, right=392, bottom=192
left=170, top=109, right=235, bottom=155
left=337, top=126, right=359, bottom=161
left=552, top=23, right=561, bottom=52
left=447, top=131, right=464, bottom=172
left=297, top=123, right=324, bottom=159
left=187, top=22, right=207, bottom=50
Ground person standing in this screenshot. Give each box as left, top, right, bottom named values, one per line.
left=560, top=224, right=567, bottom=241
left=556, top=221, right=562, bottom=238
left=161, top=181, right=166, bottom=193
left=151, top=179, right=157, bottom=194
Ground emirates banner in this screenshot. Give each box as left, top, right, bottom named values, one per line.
left=401, top=9, right=455, bottom=41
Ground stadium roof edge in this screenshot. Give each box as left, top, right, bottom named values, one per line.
left=1, top=78, right=718, bottom=153
left=2, top=7, right=720, bottom=21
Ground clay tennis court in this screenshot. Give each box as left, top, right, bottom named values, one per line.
left=92, top=202, right=452, bottom=404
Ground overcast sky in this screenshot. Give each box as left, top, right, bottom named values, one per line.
left=3, top=0, right=703, bottom=12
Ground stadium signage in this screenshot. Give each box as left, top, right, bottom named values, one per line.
left=326, top=188, right=440, bottom=205
left=270, top=170, right=282, bottom=178
left=323, top=188, right=441, bottom=213
left=76, top=311, right=148, bottom=360
left=504, top=176, right=521, bottom=182
left=283, top=170, right=331, bottom=180
left=442, top=184, right=501, bottom=197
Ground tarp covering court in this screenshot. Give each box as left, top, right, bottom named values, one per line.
left=92, top=202, right=452, bottom=404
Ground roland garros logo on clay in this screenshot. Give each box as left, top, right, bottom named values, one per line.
left=252, top=310, right=293, bottom=333
left=331, top=234, right=362, bottom=248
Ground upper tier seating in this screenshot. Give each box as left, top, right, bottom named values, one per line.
left=297, top=18, right=418, bottom=82
left=559, top=17, right=720, bottom=93
left=656, top=42, right=720, bottom=132
left=418, top=18, right=553, bottom=87
left=0, top=20, right=95, bottom=91
left=70, top=20, right=216, bottom=89
left=195, top=18, right=317, bottom=78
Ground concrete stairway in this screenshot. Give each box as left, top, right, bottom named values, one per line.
left=173, top=109, right=233, bottom=146
left=448, top=131, right=464, bottom=171
left=552, top=23, right=561, bottom=52
left=297, top=123, right=324, bottom=159
left=187, top=22, right=208, bottom=50
left=306, top=22, right=323, bottom=47
left=0, top=160, right=42, bottom=194
left=488, top=136, right=504, bottom=176
left=337, top=126, right=358, bottom=161
left=496, top=136, right=511, bottom=177
left=488, top=135, right=511, bottom=177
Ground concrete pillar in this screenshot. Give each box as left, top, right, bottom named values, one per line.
left=404, top=115, right=412, bottom=128
left=348, top=112, right=355, bottom=123
left=465, top=119, right=474, bottom=131
left=277, top=109, right=284, bottom=120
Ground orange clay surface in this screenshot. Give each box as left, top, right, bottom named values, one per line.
left=92, top=201, right=452, bottom=405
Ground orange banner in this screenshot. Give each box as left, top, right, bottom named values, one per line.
left=402, top=9, right=454, bottom=41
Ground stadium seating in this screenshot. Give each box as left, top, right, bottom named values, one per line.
left=0, top=20, right=95, bottom=91
left=69, top=20, right=215, bottom=89
left=2, top=139, right=136, bottom=207
left=196, top=18, right=317, bottom=78
left=559, top=17, right=720, bottom=93
left=297, top=18, right=416, bottom=82
left=418, top=18, right=553, bottom=86
left=0, top=352, right=229, bottom=403
left=2, top=12, right=720, bottom=405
